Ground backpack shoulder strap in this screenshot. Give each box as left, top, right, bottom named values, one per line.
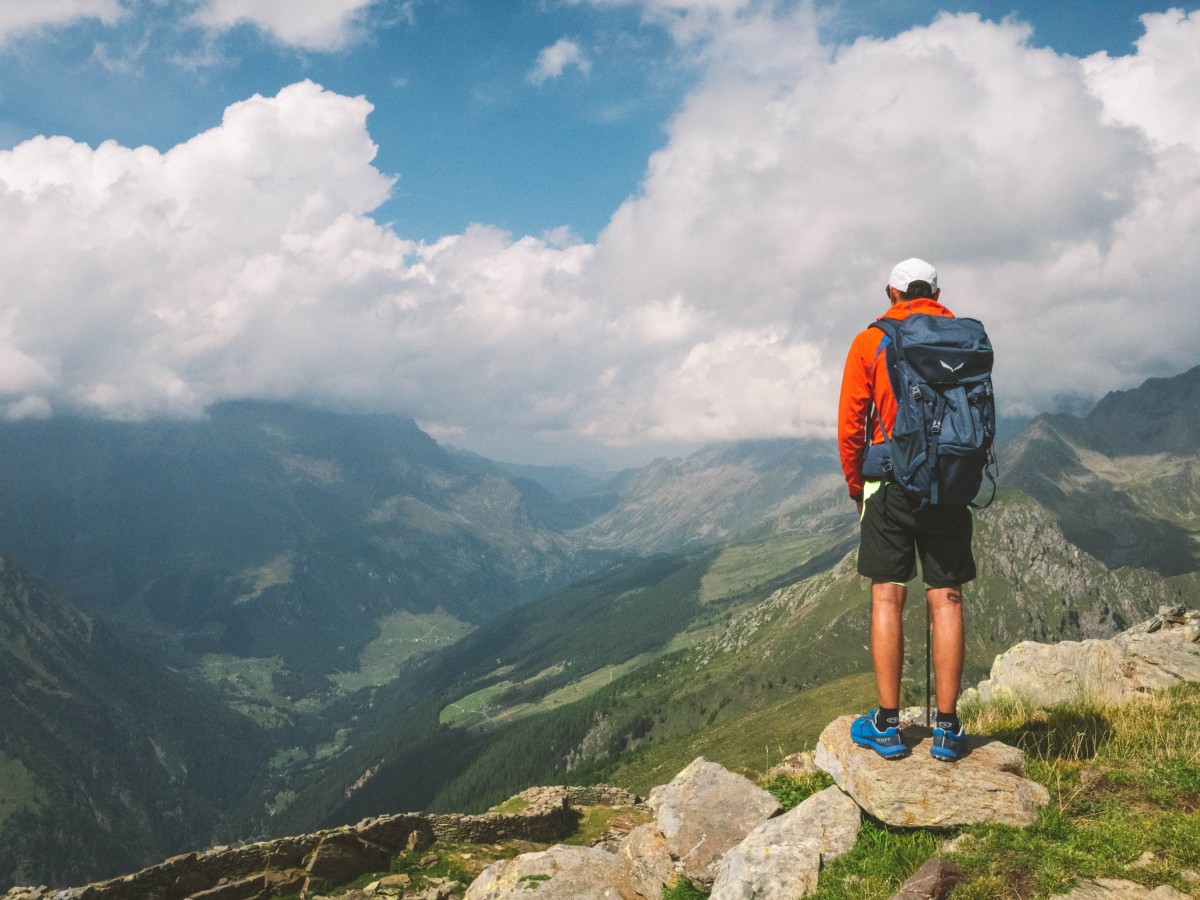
left=867, top=319, right=902, bottom=442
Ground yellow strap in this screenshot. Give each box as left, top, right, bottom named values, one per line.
left=861, top=479, right=881, bottom=520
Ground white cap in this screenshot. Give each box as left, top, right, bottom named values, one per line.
left=888, top=258, right=938, bottom=293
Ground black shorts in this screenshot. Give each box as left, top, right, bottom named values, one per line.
left=857, top=481, right=976, bottom=587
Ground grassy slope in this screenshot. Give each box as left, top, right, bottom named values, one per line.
left=418, top=487, right=1191, bottom=816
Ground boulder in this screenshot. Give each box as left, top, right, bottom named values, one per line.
left=1048, top=878, right=1192, bottom=899
left=888, top=858, right=967, bottom=899
left=304, top=831, right=392, bottom=883
left=647, top=757, right=782, bottom=885
left=708, top=786, right=860, bottom=900
left=616, top=825, right=675, bottom=899
left=463, top=844, right=647, bottom=899
left=814, top=717, right=1048, bottom=827
left=977, top=615, right=1200, bottom=707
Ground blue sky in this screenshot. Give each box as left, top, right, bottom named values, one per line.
left=1, top=0, right=1187, bottom=242
left=1, top=1, right=1199, bottom=465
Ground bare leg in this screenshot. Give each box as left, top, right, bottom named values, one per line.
left=870, top=581, right=908, bottom=709
left=926, top=586, right=964, bottom=715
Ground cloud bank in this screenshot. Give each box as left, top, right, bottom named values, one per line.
left=2, top=8, right=1199, bottom=462
left=0, top=0, right=123, bottom=45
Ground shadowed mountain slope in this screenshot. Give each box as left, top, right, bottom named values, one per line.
left=0, top=556, right=271, bottom=890
left=1003, top=365, right=1200, bottom=575
left=0, top=402, right=597, bottom=680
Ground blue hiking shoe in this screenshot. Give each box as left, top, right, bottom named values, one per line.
left=930, top=724, right=969, bottom=762
left=850, top=710, right=908, bottom=759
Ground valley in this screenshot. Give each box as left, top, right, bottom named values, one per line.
left=1, top=368, right=1198, bottom=888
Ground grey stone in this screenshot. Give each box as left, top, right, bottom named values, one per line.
left=814, top=717, right=1048, bottom=827
left=888, top=857, right=967, bottom=899
left=304, top=832, right=391, bottom=883
left=647, top=757, right=782, bottom=885
left=978, top=620, right=1200, bottom=707
left=463, top=845, right=641, bottom=899
left=709, top=786, right=860, bottom=900
left=615, top=825, right=674, bottom=899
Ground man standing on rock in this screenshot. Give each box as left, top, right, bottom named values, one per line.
left=836, top=258, right=976, bottom=762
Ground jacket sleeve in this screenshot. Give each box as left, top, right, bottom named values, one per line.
left=837, top=331, right=874, bottom=500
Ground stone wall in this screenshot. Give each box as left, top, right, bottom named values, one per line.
left=3, top=793, right=577, bottom=900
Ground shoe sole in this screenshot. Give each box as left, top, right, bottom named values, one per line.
left=930, top=745, right=964, bottom=762
left=851, top=737, right=909, bottom=759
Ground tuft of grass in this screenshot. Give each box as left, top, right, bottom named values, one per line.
left=661, top=875, right=709, bottom=899
left=762, top=771, right=835, bottom=811
left=807, top=818, right=944, bottom=899
left=491, top=796, right=530, bottom=815
left=561, top=806, right=623, bottom=846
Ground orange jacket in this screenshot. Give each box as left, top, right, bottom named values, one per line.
left=837, top=298, right=956, bottom=500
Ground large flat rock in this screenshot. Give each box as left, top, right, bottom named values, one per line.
left=976, top=626, right=1200, bottom=707
left=814, top=717, right=1048, bottom=827
left=709, top=786, right=861, bottom=900
left=463, top=844, right=649, bottom=900
left=648, top=757, right=782, bottom=885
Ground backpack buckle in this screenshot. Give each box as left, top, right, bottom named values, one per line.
left=930, top=420, right=941, bottom=435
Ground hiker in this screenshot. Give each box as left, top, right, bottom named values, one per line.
left=837, top=258, right=989, bottom=762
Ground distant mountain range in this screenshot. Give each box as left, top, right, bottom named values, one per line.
left=1, top=367, right=1197, bottom=888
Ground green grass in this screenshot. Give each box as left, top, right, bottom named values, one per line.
left=439, top=664, right=567, bottom=728
left=661, top=877, right=709, bottom=899
left=699, top=532, right=847, bottom=604
left=560, top=806, right=625, bottom=847
left=0, top=751, right=43, bottom=824
left=763, top=770, right=835, bottom=811
left=195, top=653, right=296, bottom=724
left=330, top=609, right=472, bottom=692
left=491, top=796, right=530, bottom=815
left=606, top=673, right=877, bottom=795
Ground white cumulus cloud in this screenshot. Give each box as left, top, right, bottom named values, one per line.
left=528, top=38, right=592, bottom=85
left=0, top=0, right=124, bottom=45
left=191, top=0, right=382, bottom=51
left=3, top=8, right=1200, bottom=463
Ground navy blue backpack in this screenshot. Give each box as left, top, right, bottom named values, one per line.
left=864, top=314, right=997, bottom=508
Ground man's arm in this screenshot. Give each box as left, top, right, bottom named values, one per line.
left=837, top=331, right=873, bottom=502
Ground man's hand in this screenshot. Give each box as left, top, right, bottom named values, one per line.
left=855, top=498, right=863, bottom=517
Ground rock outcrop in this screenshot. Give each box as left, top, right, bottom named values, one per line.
left=647, top=757, right=782, bottom=886
left=463, top=844, right=650, bottom=900
left=814, top=718, right=1049, bottom=828
left=971, top=606, right=1200, bottom=707
left=708, top=785, right=860, bottom=900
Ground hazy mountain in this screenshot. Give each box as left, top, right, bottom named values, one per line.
left=1002, top=365, right=1200, bottom=574
left=0, top=402, right=597, bottom=683
left=0, top=556, right=271, bottom=889
left=572, top=438, right=844, bottom=552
